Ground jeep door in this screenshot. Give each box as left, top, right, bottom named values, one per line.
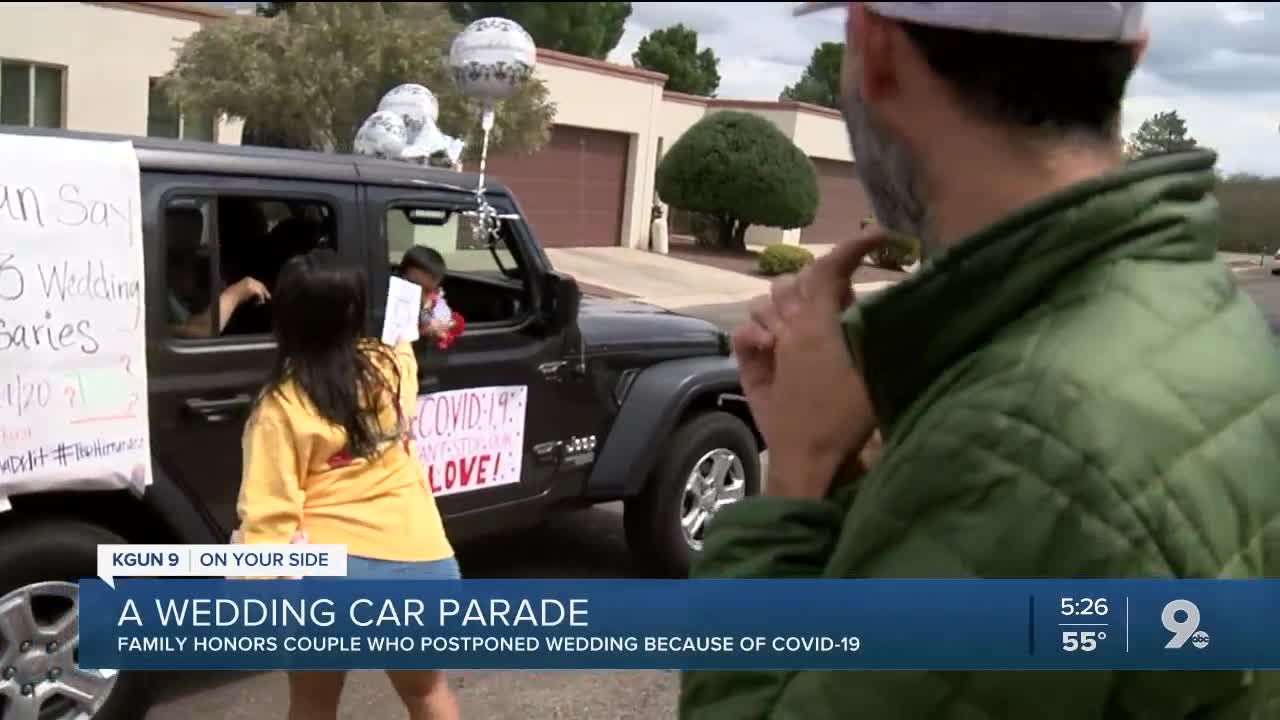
left=364, top=185, right=571, bottom=537
left=143, top=173, right=361, bottom=533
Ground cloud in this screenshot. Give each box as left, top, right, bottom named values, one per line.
left=611, top=1, right=1279, bottom=175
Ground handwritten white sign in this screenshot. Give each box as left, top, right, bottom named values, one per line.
left=382, top=276, right=422, bottom=346
left=410, top=385, right=527, bottom=497
left=0, top=134, right=150, bottom=504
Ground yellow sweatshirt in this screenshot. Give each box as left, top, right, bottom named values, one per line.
left=236, top=340, right=453, bottom=562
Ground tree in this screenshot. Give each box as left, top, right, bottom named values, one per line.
left=1216, top=173, right=1280, bottom=254
left=161, top=2, right=556, bottom=160
left=1126, top=110, right=1199, bottom=160
left=632, top=24, right=720, bottom=96
left=256, top=2, right=292, bottom=17
left=446, top=2, right=631, bottom=60
left=779, top=42, right=843, bottom=109
left=657, top=111, right=818, bottom=251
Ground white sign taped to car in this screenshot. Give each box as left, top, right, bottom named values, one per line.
left=0, top=133, right=150, bottom=506
left=412, top=385, right=526, bottom=496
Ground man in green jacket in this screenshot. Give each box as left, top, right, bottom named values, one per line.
left=683, top=2, right=1280, bottom=718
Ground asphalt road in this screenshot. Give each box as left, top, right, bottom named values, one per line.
left=144, top=266, right=1280, bottom=720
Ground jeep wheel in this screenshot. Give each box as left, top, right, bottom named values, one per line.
left=625, top=411, right=761, bottom=577
left=0, top=520, right=143, bottom=720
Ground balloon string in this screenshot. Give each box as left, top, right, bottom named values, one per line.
left=473, top=108, right=499, bottom=245
left=477, top=113, right=492, bottom=193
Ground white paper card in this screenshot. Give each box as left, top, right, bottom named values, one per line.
left=382, top=276, right=422, bottom=345
left=0, top=134, right=151, bottom=503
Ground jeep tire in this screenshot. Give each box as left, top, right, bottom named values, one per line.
left=624, top=411, right=761, bottom=578
left=0, top=519, right=145, bottom=720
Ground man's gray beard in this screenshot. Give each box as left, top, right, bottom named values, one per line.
left=842, top=93, right=930, bottom=250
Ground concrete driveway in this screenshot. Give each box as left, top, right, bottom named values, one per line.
left=547, top=247, right=896, bottom=311
left=547, top=247, right=770, bottom=309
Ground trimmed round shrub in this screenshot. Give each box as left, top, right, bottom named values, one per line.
left=657, top=111, right=818, bottom=251
left=758, top=244, right=815, bottom=276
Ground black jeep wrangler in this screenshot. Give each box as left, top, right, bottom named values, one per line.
left=0, top=128, right=761, bottom=719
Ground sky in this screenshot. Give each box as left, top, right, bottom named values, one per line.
left=206, top=2, right=1280, bottom=175
left=606, top=2, right=1280, bottom=176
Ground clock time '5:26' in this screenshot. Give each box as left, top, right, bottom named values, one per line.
left=1061, top=597, right=1109, bottom=653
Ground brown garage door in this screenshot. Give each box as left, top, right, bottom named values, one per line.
left=801, top=158, right=872, bottom=244
left=485, top=125, right=630, bottom=247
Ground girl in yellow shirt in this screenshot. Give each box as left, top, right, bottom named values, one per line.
left=236, top=248, right=459, bottom=720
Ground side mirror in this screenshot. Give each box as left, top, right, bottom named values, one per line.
left=541, top=271, right=580, bottom=331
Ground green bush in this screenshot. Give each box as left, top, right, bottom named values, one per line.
left=868, top=234, right=921, bottom=270
left=758, top=244, right=815, bottom=276
left=657, top=111, right=818, bottom=251
left=1215, top=174, right=1280, bottom=254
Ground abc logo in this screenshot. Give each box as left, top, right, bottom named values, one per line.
left=1191, top=631, right=1210, bottom=650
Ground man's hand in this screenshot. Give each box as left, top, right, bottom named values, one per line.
left=733, top=233, right=885, bottom=500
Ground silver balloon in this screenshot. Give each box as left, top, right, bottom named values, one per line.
left=448, top=18, right=537, bottom=105
left=353, top=111, right=407, bottom=159
left=377, top=83, right=439, bottom=137
left=400, top=117, right=466, bottom=167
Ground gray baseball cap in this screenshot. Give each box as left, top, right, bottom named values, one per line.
left=793, top=2, right=1148, bottom=42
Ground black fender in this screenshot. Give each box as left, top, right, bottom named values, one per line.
left=1, top=458, right=224, bottom=546
left=585, top=355, right=746, bottom=500
left=140, top=461, right=225, bottom=545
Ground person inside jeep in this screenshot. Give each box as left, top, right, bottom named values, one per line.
left=397, top=245, right=465, bottom=349
left=166, top=205, right=270, bottom=339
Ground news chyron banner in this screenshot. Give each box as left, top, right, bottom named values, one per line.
left=82, top=549, right=1279, bottom=671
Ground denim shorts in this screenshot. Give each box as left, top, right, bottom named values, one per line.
left=344, top=555, right=462, bottom=580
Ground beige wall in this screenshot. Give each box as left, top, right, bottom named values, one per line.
left=793, top=109, right=853, bottom=162
left=658, top=97, right=708, bottom=144
left=0, top=2, right=239, bottom=143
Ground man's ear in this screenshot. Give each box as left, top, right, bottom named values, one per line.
left=1131, top=31, right=1150, bottom=66
left=849, top=3, right=897, bottom=103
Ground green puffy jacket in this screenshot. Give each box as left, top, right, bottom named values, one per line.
left=681, top=152, right=1280, bottom=719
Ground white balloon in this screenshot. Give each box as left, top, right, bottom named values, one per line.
left=449, top=17, right=537, bottom=104
left=400, top=118, right=466, bottom=166
left=377, top=83, right=439, bottom=137
left=353, top=111, right=408, bottom=159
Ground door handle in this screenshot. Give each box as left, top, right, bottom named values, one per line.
left=419, top=376, right=441, bottom=392
left=184, top=394, right=252, bottom=423
left=539, top=361, right=567, bottom=382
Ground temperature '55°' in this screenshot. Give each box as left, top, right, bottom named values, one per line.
left=1059, top=597, right=1110, bottom=653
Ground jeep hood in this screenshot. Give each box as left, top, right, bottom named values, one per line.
left=576, top=297, right=726, bottom=357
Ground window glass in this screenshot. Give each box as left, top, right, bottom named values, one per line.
left=386, top=207, right=521, bottom=278
left=147, top=78, right=180, bottom=139
left=182, top=110, right=216, bottom=142
left=165, top=194, right=336, bottom=340
left=0, top=61, right=30, bottom=126
left=32, top=65, right=62, bottom=128
left=385, top=205, right=529, bottom=326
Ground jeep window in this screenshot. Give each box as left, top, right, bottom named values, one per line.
left=385, top=205, right=530, bottom=325
left=164, top=194, right=336, bottom=340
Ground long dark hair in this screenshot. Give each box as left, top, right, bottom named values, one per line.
left=264, top=249, right=398, bottom=458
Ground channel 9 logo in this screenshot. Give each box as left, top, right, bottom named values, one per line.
left=1162, top=599, right=1211, bottom=650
